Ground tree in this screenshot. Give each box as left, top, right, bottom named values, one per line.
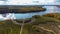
left=32, top=15, right=41, bottom=19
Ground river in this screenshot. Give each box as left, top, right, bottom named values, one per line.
left=14, top=6, right=60, bottom=19
left=0, top=6, right=60, bottom=20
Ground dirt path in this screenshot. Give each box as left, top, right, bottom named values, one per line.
left=37, top=26, right=56, bottom=34
left=20, top=21, right=24, bottom=34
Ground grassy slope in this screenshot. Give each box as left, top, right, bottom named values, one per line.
left=0, top=20, right=21, bottom=34
left=0, top=15, right=60, bottom=34
left=32, top=16, right=60, bottom=25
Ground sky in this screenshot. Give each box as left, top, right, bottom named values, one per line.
left=0, top=0, right=60, bottom=5
left=0, top=0, right=60, bottom=20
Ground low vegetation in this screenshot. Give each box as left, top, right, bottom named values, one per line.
left=0, top=13, right=60, bottom=34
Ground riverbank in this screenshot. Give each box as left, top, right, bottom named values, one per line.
left=0, top=13, right=60, bottom=34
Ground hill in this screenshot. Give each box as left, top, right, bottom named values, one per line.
left=0, top=14, right=60, bottom=34
left=43, top=13, right=60, bottom=20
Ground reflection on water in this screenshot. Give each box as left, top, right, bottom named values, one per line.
left=14, top=6, right=60, bottom=19
left=0, top=6, right=60, bottom=20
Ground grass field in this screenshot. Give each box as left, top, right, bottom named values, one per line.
left=0, top=13, right=60, bottom=34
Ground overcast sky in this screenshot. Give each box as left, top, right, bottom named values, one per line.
left=0, top=0, right=60, bottom=20
left=0, top=0, right=60, bottom=5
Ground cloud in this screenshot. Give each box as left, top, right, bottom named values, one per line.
left=0, top=15, right=4, bottom=18
left=0, top=13, right=16, bottom=20
left=0, top=1, right=5, bottom=5
left=6, top=0, right=55, bottom=5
